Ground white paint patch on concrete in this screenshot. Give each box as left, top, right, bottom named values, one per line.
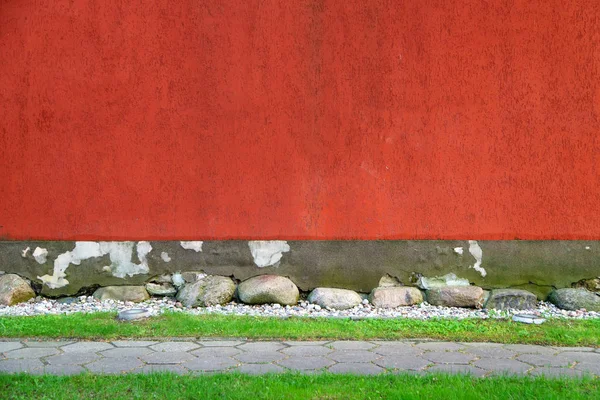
left=161, top=252, right=171, bottom=262
left=248, top=241, right=290, bottom=268
left=180, top=241, right=203, bottom=252
left=585, top=246, right=591, bottom=250
left=468, top=240, right=486, bottom=277
left=453, top=247, right=464, bottom=255
left=38, top=241, right=152, bottom=288
left=32, top=247, right=48, bottom=264
left=21, top=247, right=30, bottom=258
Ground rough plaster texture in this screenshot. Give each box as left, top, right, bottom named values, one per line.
left=1, top=241, right=598, bottom=298
left=1, top=1, right=600, bottom=241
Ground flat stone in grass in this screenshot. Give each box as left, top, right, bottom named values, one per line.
left=307, top=288, right=362, bottom=310
left=92, top=286, right=149, bottom=303
left=547, top=288, right=600, bottom=311
left=176, top=275, right=236, bottom=307
left=0, top=274, right=35, bottom=306
left=426, top=286, right=484, bottom=308
left=369, top=287, right=423, bottom=308
left=484, top=289, right=537, bottom=310
left=237, top=275, right=299, bottom=306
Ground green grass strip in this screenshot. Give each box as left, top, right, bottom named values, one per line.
left=0, top=313, right=598, bottom=346
left=1, top=373, right=598, bottom=400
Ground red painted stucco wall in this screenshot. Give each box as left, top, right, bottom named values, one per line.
left=1, top=0, right=600, bottom=240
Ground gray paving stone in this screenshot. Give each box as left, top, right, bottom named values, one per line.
left=24, top=341, right=74, bottom=348
left=574, top=362, right=600, bottom=375
left=184, top=356, right=238, bottom=372
left=150, top=342, right=199, bottom=352
left=328, top=350, right=380, bottom=363
left=111, top=341, right=158, bottom=347
left=474, top=358, right=532, bottom=374
left=0, top=342, right=23, bottom=353
left=529, top=367, right=585, bottom=378
left=461, top=346, right=517, bottom=359
left=422, top=351, right=477, bottom=364
left=237, top=342, right=286, bottom=352
left=101, top=347, right=154, bottom=358
left=328, top=363, right=384, bottom=375
left=141, top=351, right=195, bottom=364
left=46, top=352, right=101, bottom=365
left=235, top=351, right=285, bottom=363
left=375, top=356, right=429, bottom=371
left=329, top=341, right=376, bottom=350
left=236, top=363, right=286, bottom=374
left=517, top=354, right=574, bottom=368
left=199, top=340, right=244, bottom=347
left=503, top=344, right=558, bottom=355
left=416, top=342, right=466, bottom=352
left=554, top=347, right=595, bottom=352
left=558, top=351, right=600, bottom=363
left=190, top=347, right=241, bottom=357
left=86, top=357, right=143, bottom=374
left=461, top=342, right=504, bottom=348
left=0, top=358, right=44, bottom=373
left=4, top=347, right=60, bottom=359
left=135, top=364, right=189, bottom=374
left=426, top=364, right=487, bottom=377
left=374, top=344, right=423, bottom=356
left=284, top=341, right=330, bottom=346
left=61, top=342, right=114, bottom=353
left=39, top=365, right=86, bottom=375
left=281, top=346, right=332, bottom=357
left=277, top=356, right=335, bottom=371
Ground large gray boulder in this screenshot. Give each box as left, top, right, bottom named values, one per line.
left=93, top=286, right=150, bottom=303
left=0, top=274, right=35, bottom=305
left=484, top=289, right=537, bottom=310
left=238, top=275, right=299, bottom=305
left=176, top=275, right=236, bottom=307
left=426, top=286, right=484, bottom=308
left=307, top=288, right=362, bottom=310
left=369, top=287, right=423, bottom=308
left=548, top=288, right=600, bottom=312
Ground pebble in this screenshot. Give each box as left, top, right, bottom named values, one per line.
left=0, top=297, right=598, bottom=321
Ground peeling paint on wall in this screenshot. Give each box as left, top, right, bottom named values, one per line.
left=161, top=252, right=171, bottom=262
left=21, top=247, right=30, bottom=258
left=453, top=247, right=464, bottom=255
left=32, top=247, right=48, bottom=264
left=248, top=240, right=290, bottom=267
left=180, top=241, right=203, bottom=252
left=37, top=241, right=152, bottom=288
left=468, top=240, right=486, bottom=277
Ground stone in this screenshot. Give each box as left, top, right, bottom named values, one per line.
left=368, top=286, right=423, bottom=308
left=378, top=275, right=402, bottom=287
left=572, top=278, right=600, bottom=292
left=417, top=273, right=470, bottom=290
left=484, top=289, right=537, bottom=310
left=237, top=275, right=299, bottom=305
left=92, top=286, right=150, bottom=302
left=426, top=286, right=484, bottom=308
left=307, top=288, right=362, bottom=310
left=0, top=274, right=35, bottom=305
left=145, top=282, right=177, bottom=296
left=176, top=275, right=236, bottom=307
left=181, top=271, right=207, bottom=283
left=547, top=288, right=600, bottom=311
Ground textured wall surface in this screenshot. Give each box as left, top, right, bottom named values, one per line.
left=1, top=1, right=600, bottom=240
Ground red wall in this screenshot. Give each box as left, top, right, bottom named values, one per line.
left=1, top=0, right=600, bottom=240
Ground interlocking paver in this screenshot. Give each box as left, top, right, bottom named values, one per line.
left=101, top=347, right=154, bottom=358
left=24, top=341, right=74, bottom=348
left=559, top=352, right=600, bottom=363
left=0, top=358, right=44, bottom=373
left=374, top=344, right=423, bottom=356
left=111, top=341, right=158, bottom=347
left=426, top=364, right=487, bottom=377
left=422, top=351, right=476, bottom=364
left=517, top=354, right=574, bottom=368
left=184, top=356, right=238, bottom=372
left=0, top=342, right=23, bottom=353
left=574, top=362, right=600, bottom=375
left=237, top=342, right=285, bottom=352
left=328, top=363, right=384, bottom=375
left=4, top=347, right=60, bottom=359
left=282, top=346, right=332, bottom=357
left=61, top=342, right=114, bottom=353
left=86, top=357, right=143, bottom=374
left=416, top=342, right=465, bottom=352
left=141, top=351, right=195, bottom=364
left=461, top=346, right=517, bottom=359
left=375, top=356, right=429, bottom=371
left=46, top=352, right=101, bottom=365
left=235, top=351, right=285, bottom=363
left=284, top=341, right=330, bottom=346
left=150, top=342, right=199, bottom=352
left=503, top=344, right=558, bottom=355
left=200, top=340, right=244, bottom=347
left=329, top=341, right=376, bottom=350
left=474, top=358, right=532, bottom=374
left=237, top=363, right=286, bottom=374
left=554, top=347, right=595, bottom=352
left=190, top=347, right=241, bottom=357
left=529, top=367, right=585, bottom=378
left=328, top=350, right=379, bottom=363
left=277, top=356, right=335, bottom=371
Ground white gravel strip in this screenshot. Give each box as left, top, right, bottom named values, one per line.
left=0, top=297, right=598, bottom=320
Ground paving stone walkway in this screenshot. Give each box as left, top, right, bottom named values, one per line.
left=0, top=339, right=598, bottom=377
